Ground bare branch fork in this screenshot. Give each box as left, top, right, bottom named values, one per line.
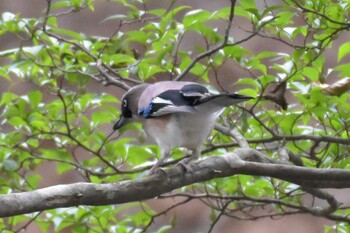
left=174, top=0, right=237, bottom=81
left=2, top=148, right=350, bottom=218
left=174, top=0, right=277, bottom=81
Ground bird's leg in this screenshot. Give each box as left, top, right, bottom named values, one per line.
left=148, top=160, right=164, bottom=175
left=148, top=149, right=169, bottom=175
left=191, top=147, right=201, bottom=160
left=177, top=147, right=201, bottom=173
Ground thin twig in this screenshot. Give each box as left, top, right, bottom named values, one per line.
left=174, top=0, right=238, bottom=81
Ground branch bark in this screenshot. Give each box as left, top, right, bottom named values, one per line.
left=1, top=148, right=350, bottom=218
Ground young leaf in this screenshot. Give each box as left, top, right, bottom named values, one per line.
left=338, top=42, right=350, bottom=62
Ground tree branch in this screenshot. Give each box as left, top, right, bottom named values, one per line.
left=174, top=0, right=237, bottom=81
left=204, top=134, right=350, bottom=154
left=2, top=148, right=350, bottom=218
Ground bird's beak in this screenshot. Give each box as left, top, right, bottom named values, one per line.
left=113, top=116, right=128, bottom=130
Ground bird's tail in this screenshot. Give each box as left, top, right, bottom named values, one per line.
left=197, top=93, right=253, bottom=107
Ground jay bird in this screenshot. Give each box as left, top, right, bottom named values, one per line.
left=113, top=81, right=252, bottom=174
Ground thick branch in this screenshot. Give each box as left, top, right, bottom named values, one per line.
left=2, top=148, right=350, bottom=217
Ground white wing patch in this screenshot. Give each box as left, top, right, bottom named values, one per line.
left=152, top=97, right=175, bottom=105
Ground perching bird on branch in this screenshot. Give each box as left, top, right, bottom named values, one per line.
left=113, top=81, right=252, bottom=174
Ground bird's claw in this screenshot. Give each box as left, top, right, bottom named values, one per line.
left=177, top=158, right=193, bottom=173
left=148, top=166, right=167, bottom=176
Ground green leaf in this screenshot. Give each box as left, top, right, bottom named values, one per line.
left=100, top=93, right=119, bottom=103
left=235, top=78, right=260, bottom=89
left=51, top=1, right=71, bottom=10
left=160, top=5, right=191, bottom=31
left=127, top=145, right=155, bottom=165
left=126, top=31, right=147, bottom=45
left=103, top=14, right=128, bottom=22
left=109, top=54, right=136, bottom=66
left=258, top=74, right=276, bottom=87
left=234, top=6, right=252, bottom=18
left=57, top=162, right=74, bottom=175
left=40, top=149, right=71, bottom=160
left=65, top=73, right=90, bottom=85
left=239, top=0, right=257, bottom=9
left=223, top=46, right=249, bottom=61
left=183, top=9, right=212, bottom=28
left=8, top=116, right=27, bottom=128
left=138, top=62, right=163, bottom=80
left=338, top=42, right=350, bottom=62
left=334, top=63, right=350, bottom=77
left=92, top=111, right=115, bottom=125
left=49, top=28, right=84, bottom=40
left=302, top=67, right=319, bottom=81
left=26, top=174, right=42, bottom=188
left=3, top=159, right=19, bottom=171
left=279, top=113, right=298, bottom=134
left=0, top=92, right=18, bottom=106
left=27, top=90, right=42, bottom=108
left=157, top=225, right=172, bottom=233
left=148, top=8, right=166, bottom=17
left=214, top=7, right=231, bottom=19
left=70, top=0, right=83, bottom=9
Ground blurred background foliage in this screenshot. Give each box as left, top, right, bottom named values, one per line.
left=0, top=0, right=350, bottom=232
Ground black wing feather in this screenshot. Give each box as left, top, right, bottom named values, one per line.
left=139, top=84, right=209, bottom=117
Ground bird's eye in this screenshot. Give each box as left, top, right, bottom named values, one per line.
left=122, top=99, right=128, bottom=107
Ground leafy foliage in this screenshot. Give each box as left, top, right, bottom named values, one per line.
left=1, top=0, right=350, bottom=232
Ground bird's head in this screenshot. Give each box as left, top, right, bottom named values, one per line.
left=113, top=83, right=150, bottom=130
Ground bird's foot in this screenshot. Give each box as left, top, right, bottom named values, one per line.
left=177, top=158, right=193, bottom=173
left=148, top=165, right=167, bottom=176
